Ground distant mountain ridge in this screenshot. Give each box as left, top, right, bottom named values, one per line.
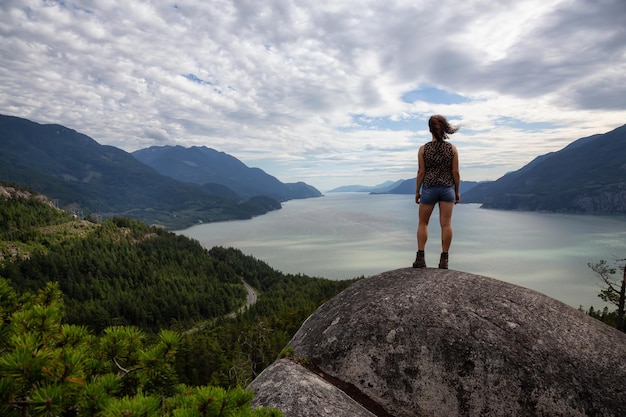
left=329, top=179, right=479, bottom=195
left=375, top=178, right=480, bottom=195
left=132, top=145, right=321, bottom=202
left=463, top=124, right=626, bottom=213
left=327, top=180, right=404, bottom=193
left=0, top=114, right=318, bottom=228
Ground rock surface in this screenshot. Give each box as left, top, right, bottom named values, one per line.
left=249, top=268, right=626, bottom=417
left=250, top=359, right=376, bottom=417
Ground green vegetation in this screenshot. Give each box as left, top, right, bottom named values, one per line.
left=177, top=246, right=357, bottom=387
left=0, top=115, right=317, bottom=229
left=0, top=183, right=357, bottom=413
left=0, top=279, right=282, bottom=417
left=582, top=305, right=617, bottom=328
left=0, top=205, right=247, bottom=333
left=587, top=259, right=625, bottom=332
left=462, top=124, right=626, bottom=213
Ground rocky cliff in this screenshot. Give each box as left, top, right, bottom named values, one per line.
left=249, top=268, right=626, bottom=417
left=461, top=124, right=626, bottom=214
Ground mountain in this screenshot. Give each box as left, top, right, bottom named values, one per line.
left=372, top=178, right=480, bottom=195
left=0, top=114, right=283, bottom=228
left=327, top=180, right=404, bottom=193
left=329, top=179, right=479, bottom=195
left=132, top=145, right=322, bottom=201
left=462, top=124, right=626, bottom=213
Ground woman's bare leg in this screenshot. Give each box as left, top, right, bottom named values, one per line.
left=417, top=203, right=436, bottom=251
left=438, top=201, right=455, bottom=252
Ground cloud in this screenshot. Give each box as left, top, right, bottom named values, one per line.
left=0, top=0, right=625, bottom=190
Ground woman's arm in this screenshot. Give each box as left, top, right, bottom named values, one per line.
left=451, top=144, right=460, bottom=203
left=416, top=145, right=425, bottom=204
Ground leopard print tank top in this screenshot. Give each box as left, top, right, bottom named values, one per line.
left=423, top=141, right=454, bottom=187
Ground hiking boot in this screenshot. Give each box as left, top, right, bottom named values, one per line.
left=438, top=252, right=449, bottom=269
left=412, top=251, right=426, bottom=268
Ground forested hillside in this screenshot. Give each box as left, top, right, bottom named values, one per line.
left=0, top=114, right=284, bottom=229
left=0, top=182, right=357, bottom=391
left=0, top=183, right=246, bottom=332
left=0, top=279, right=283, bottom=417
left=462, top=123, right=626, bottom=213
left=133, top=145, right=322, bottom=201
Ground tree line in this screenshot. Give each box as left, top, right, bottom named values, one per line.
left=3, top=182, right=621, bottom=416
left=177, top=246, right=358, bottom=387
left=0, top=184, right=357, bottom=414
left=0, top=215, right=247, bottom=332
left=0, top=278, right=282, bottom=417
left=586, top=259, right=626, bottom=332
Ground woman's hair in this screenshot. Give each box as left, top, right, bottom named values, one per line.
left=428, top=115, right=459, bottom=142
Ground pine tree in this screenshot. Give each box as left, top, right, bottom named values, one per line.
left=0, top=278, right=282, bottom=417
left=588, top=258, right=626, bottom=331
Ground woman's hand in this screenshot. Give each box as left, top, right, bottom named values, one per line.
left=415, top=193, right=421, bottom=204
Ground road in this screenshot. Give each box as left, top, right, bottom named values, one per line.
left=242, top=280, right=258, bottom=310
left=184, top=280, right=260, bottom=333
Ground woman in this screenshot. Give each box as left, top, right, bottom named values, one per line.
left=413, top=115, right=460, bottom=269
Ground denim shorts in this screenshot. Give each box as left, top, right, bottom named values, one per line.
left=420, top=186, right=456, bottom=205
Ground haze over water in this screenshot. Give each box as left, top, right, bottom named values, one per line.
left=179, top=193, right=626, bottom=309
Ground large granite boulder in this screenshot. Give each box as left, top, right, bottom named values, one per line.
left=249, top=268, right=626, bottom=417
left=250, top=358, right=377, bottom=416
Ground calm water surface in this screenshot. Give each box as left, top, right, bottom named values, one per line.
left=178, top=193, right=626, bottom=309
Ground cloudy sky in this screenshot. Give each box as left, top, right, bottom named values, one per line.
left=1, top=0, right=625, bottom=190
